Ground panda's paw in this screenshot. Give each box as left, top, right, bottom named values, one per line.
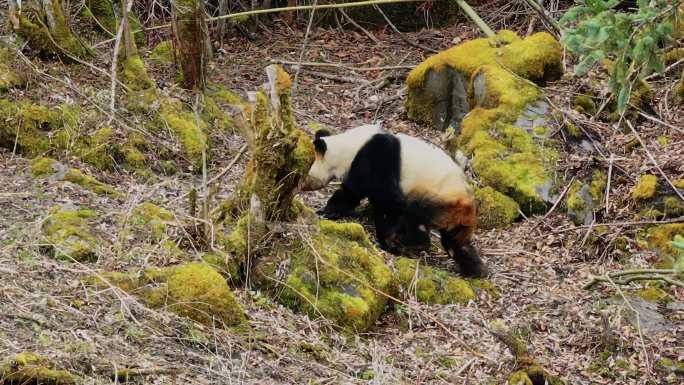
left=317, top=208, right=342, bottom=220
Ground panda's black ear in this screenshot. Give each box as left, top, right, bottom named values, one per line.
left=313, top=137, right=327, bottom=155
left=315, top=129, right=331, bottom=140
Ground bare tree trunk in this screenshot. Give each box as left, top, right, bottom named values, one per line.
left=172, top=0, right=211, bottom=91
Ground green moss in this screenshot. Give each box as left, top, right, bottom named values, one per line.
left=1, top=352, right=80, bottom=385
left=41, top=206, right=98, bottom=262
left=394, top=257, right=476, bottom=305
left=566, top=171, right=607, bottom=225
left=202, top=252, right=240, bottom=282
left=633, top=286, right=672, bottom=303
left=572, top=95, right=597, bottom=115
left=632, top=174, right=658, bottom=200
left=92, top=263, right=245, bottom=326
left=474, top=186, right=520, bottom=229
left=64, top=168, right=119, bottom=196
left=29, top=157, right=58, bottom=177
left=565, top=121, right=582, bottom=138
left=240, top=218, right=393, bottom=332
left=0, top=44, right=26, bottom=92
left=663, top=196, right=684, bottom=217
left=407, top=31, right=559, bottom=89
left=130, top=202, right=174, bottom=240
left=120, top=55, right=154, bottom=91
left=647, top=224, right=684, bottom=266
left=658, top=357, right=684, bottom=375
left=509, top=371, right=533, bottom=385
left=150, top=40, right=174, bottom=63
left=159, top=97, right=208, bottom=170
left=673, top=179, right=684, bottom=189
left=14, top=2, right=92, bottom=60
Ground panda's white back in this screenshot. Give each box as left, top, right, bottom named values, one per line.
left=396, top=133, right=471, bottom=201
left=323, top=124, right=383, bottom=179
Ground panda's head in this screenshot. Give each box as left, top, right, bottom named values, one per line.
left=301, top=129, right=333, bottom=191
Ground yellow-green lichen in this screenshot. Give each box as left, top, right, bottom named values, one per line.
left=1, top=352, right=80, bottom=385
left=41, top=206, right=99, bottom=262
left=509, top=370, right=533, bottom=385
left=92, top=263, right=245, bottom=326
left=566, top=171, right=607, bottom=225
left=394, top=257, right=476, bottom=305
left=663, top=196, right=684, bottom=217
left=474, top=186, right=520, bottom=229
left=572, top=95, right=597, bottom=115
left=202, top=252, right=240, bottom=282
left=674, top=179, right=684, bottom=189
left=632, top=174, right=658, bottom=200
left=632, top=286, right=672, bottom=303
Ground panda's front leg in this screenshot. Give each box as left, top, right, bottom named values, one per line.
left=370, top=198, right=403, bottom=254
left=317, top=186, right=361, bottom=219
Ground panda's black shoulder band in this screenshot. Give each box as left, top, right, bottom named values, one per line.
left=315, top=129, right=332, bottom=139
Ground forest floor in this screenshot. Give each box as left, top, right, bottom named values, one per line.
left=1, top=12, right=683, bottom=385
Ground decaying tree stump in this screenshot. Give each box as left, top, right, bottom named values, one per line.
left=8, top=0, right=92, bottom=59
left=172, top=0, right=212, bottom=90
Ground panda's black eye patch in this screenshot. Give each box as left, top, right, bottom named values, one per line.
left=313, top=138, right=327, bottom=155
left=315, top=129, right=331, bottom=140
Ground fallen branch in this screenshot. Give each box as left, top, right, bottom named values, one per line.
left=271, top=60, right=415, bottom=72
left=583, top=268, right=684, bottom=289
left=454, top=0, right=495, bottom=37
left=338, top=8, right=380, bottom=44
left=551, top=216, right=684, bottom=234
left=373, top=5, right=438, bottom=53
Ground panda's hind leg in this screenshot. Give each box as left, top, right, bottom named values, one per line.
left=440, top=226, right=486, bottom=277
left=318, top=186, right=361, bottom=219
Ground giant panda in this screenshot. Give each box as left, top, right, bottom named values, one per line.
left=301, top=124, right=486, bottom=277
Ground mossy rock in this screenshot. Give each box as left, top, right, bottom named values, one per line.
left=566, top=171, right=607, bottom=225
left=29, top=157, right=119, bottom=196
left=406, top=30, right=562, bottom=131
left=41, top=205, right=99, bottom=262
left=1, top=352, right=80, bottom=385
left=234, top=219, right=394, bottom=332
left=406, top=31, right=561, bottom=214
left=509, top=366, right=564, bottom=385
left=91, top=263, right=246, bottom=327
left=474, top=186, right=520, bottom=229
left=129, top=202, right=174, bottom=241
left=394, top=257, right=476, bottom=305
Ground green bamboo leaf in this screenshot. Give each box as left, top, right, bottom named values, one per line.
left=617, top=86, right=629, bottom=112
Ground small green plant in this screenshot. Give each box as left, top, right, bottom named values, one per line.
left=561, top=0, right=679, bottom=112
left=672, top=234, right=684, bottom=273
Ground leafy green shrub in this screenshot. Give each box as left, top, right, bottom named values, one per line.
left=561, top=0, right=679, bottom=112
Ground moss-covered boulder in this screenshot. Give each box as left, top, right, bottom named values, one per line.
left=1, top=352, right=80, bottom=385
left=475, top=186, right=520, bottom=229
left=229, top=218, right=394, bottom=332
left=41, top=205, right=99, bottom=262
left=394, top=257, right=477, bottom=304
left=91, top=263, right=245, bottom=327
left=566, top=170, right=607, bottom=225
left=29, top=157, right=119, bottom=196
left=406, top=31, right=562, bottom=215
